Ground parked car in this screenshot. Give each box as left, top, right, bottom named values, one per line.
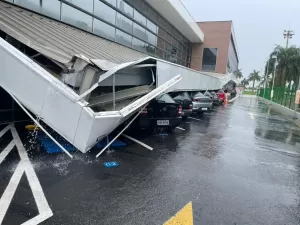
left=169, top=92, right=193, bottom=120
left=210, top=91, right=223, bottom=106
left=136, top=93, right=182, bottom=131
left=189, top=92, right=213, bottom=113
left=217, top=89, right=226, bottom=103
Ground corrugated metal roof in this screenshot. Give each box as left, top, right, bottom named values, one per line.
left=0, top=1, right=147, bottom=64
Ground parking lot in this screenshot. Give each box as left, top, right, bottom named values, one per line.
left=1, top=96, right=300, bottom=225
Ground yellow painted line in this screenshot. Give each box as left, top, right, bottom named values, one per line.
left=163, top=202, right=193, bottom=225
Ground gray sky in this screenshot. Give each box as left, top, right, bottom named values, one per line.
left=182, top=0, right=300, bottom=77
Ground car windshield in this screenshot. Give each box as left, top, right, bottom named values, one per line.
left=193, top=92, right=206, bottom=98
left=173, top=92, right=191, bottom=101
left=155, top=93, right=176, bottom=103
left=204, top=91, right=211, bottom=97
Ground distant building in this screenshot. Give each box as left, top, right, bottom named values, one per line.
left=190, top=21, right=239, bottom=74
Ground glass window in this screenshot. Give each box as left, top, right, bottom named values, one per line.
left=157, top=15, right=166, bottom=29
left=166, top=23, right=173, bottom=34
left=61, top=3, right=93, bottom=32
left=202, top=48, right=218, bottom=71
left=133, top=0, right=147, bottom=14
left=133, top=23, right=146, bottom=40
left=132, top=38, right=146, bottom=53
left=178, top=43, right=183, bottom=51
left=116, top=13, right=133, bottom=34
left=146, top=31, right=157, bottom=46
left=157, top=37, right=165, bottom=50
left=172, top=39, right=179, bottom=48
left=134, top=9, right=146, bottom=26
left=116, top=0, right=133, bottom=17
left=166, top=33, right=172, bottom=44
left=157, top=27, right=165, bottom=38
left=103, top=0, right=116, bottom=7
left=147, top=19, right=157, bottom=34
left=182, top=53, right=187, bottom=61
left=93, top=18, right=115, bottom=41
left=116, top=29, right=132, bottom=48
left=147, top=6, right=157, bottom=23
left=156, top=48, right=164, bottom=59
left=146, top=44, right=155, bottom=55
left=14, top=0, right=61, bottom=20
left=94, top=0, right=116, bottom=25
left=64, top=0, right=93, bottom=13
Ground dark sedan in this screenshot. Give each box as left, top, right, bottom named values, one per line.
left=169, top=91, right=193, bottom=120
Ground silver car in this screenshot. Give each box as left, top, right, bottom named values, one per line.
left=190, top=92, right=213, bottom=113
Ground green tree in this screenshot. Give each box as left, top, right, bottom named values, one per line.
left=266, top=45, right=300, bottom=86
left=248, top=70, right=261, bottom=92
left=234, top=69, right=243, bottom=79
left=240, top=78, right=249, bottom=88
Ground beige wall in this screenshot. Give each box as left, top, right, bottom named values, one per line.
left=190, top=21, right=232, bottom=74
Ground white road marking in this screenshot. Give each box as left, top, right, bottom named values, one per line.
left=0, top=124, right=10, bottom=139
left=176, top=127, right=185, bottom=131
left=0, top=124, right=53, bottom=225
left=189, top=117, right=202, bottom=121
left=249, top=112, right=255, bottom=120
left=122, top=134, right=153, bottom=151
left=0, top=140, right=15, bottom=164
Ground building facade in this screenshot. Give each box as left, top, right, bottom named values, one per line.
left=190, top=21, right=239, bottom=74
left=3, top=0, right=204, bottom=68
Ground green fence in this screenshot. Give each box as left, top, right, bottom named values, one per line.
left=258, top=85, right=297, bottom=110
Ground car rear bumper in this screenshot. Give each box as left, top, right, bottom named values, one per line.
left=182, top=109, right=193, bottom=117
left=138, top=117, right=182, bottom=129
left=213, top=99, right=223, bottom=105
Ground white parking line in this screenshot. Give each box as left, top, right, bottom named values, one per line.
left=122, top=134, right=153, bottom=151
left=176, top=127, right=185, bottom=131
left=189, top=117, right=202, bottom=121
left=0, top=124, right=53, bottom=225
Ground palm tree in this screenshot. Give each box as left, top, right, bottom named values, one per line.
left=240, top=78, right=249, bottom=88
left=266, top=45, right=300, bottom=86
left=234, top=69, right=243, bottom=79
left=248, top=70, right=261, bottom=92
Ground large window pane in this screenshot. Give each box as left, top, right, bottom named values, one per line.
left=202, top=48, right=218, bottom=71
left=146, top=31, right=157, bottom=46
left=157, top=15, right=166, bottom=29
left=64, top=0, right=93, bottom=13
left=166, top=33, right=172, bottom=44
left=14, top=0, right=60, bottom=20
left=116, top=13, right=133, bottom=33
left=103, top=0, right=116, bottom=7
left=116, top=0, right=133, bottom=17
left=134, top=9, right=146, bottom=26
left=147, top=19, right=157, bottom=34
left=157, top=28, right=165, bottom=39
left=132, top=38, right=146, bottom=53
left=94, top=0, right=116, bottom=25
left=116, top=29, right=132, bottom=48
left=93, top=18, right=115, bottom=41
left=146, top=44, right=155, bottom=55
left=156, top=48, right=165, bottom=59
left=133, top=23, right=146, bottom=40
left=147, top=6, right=157, bottom=23
left=61, top=3, right=92, bottom=32
left=157, top=37, right=165, bottom=50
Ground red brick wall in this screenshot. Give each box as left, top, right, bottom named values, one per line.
left=190, top=21, right=232, bottom=74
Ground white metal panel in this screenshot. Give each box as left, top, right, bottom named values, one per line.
left=156, top=61, right=223, bottom=91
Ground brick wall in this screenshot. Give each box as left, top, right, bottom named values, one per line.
left=190, top=21, right=232, bottom=74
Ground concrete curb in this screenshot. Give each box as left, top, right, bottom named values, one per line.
left=258, top=97, right=300, bottom=126
left=227, top=96, right=238, bottom=103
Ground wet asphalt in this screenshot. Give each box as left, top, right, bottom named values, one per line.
left=0, top=95, right=300, bottom=225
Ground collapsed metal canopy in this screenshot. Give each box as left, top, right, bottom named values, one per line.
left=0, top=1, right=147, bottom=65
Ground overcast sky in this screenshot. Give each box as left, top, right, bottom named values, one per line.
left=182, top=0, right=300, bottom=77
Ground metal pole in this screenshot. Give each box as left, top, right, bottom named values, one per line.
left=113, top=73, right=116, bottom=110
left=271, top=57, right=278, bottom=101
left=96, top=104, right=148, bottom=158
